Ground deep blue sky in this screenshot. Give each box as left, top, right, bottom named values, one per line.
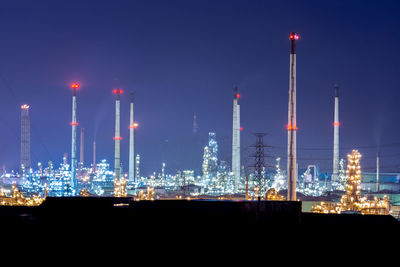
left=0, top=0, right=399, bottom=175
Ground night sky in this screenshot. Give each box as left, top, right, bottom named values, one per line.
left=0, top=0, right=399, bottom=175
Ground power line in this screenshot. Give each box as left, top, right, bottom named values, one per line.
left=269, top=142, right=400, bottom=151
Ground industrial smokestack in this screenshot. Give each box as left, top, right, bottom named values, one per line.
left=70, top=82, right=79, bottom=193
left=113, top=89, right=123, bottom=180
left=80, top=127, right=84, bottom=168
left=193, top=112, right=198, bottom=134
left=287, top=32, right=299, bottom=201
left=129, top=92, right=135, bottom=183
left=20, top=104, right=31, bottom=174
left=93, top=140, right=97, bottom=173
left=376, top=152, right=380, bottom=192
left=332, top=85, right=340, bottom=183
left=232, top=86, right=241, bottom=191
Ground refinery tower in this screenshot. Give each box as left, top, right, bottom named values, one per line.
left=20, top=104, right=31, bottom=172
left=79, top=127, right=84, bottom=173
left=113, top=89, right=123, bottom=180
left=332, top=85, right=340, bottom=183
left=70, top=82, right=79, bottom=192
left=232, top=87, right=241, bottom=191
left=93, top=140, right=97, bottom=172
left=128, top=92, right=135, bottom=183
left=287, top=32, right=299, bottom=201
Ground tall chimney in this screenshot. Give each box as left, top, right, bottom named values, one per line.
left=287, top=32, right=299, bottom=201
left=332, top=85, right=340, bottom=183
left=93, top=140, right=97, bottom=173
left=232, top=86, right=241, bottom=191
left=376, top=152, right=380, bottom=192
left=80, top=127, right=84, bottom=168
left=129, top=92, right=135, bottom=183
left=20, top=104, right=31, bottom=174
left=113, top=89, right=123, bottom=180
left=193, top=112, right=198, bottom=134
left=70, top=82, right=79, bottom=193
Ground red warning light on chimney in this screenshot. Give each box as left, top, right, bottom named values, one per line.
left=113, top=89, right=123, bottom=94
left=71, top=82, right=80, bottom=89
left=289, top=33, right=299, bottom=40
left=286, top=124, right=298, bottom=131
left=129, top=122, right=139, bottom=129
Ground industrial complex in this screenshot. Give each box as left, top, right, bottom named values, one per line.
left=0, top=32, right=399, bottom=226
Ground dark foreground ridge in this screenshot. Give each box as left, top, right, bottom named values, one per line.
left=0, top=197, right=398, bottom=231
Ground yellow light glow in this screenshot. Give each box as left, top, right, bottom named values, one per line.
left=311, top=150, right=391, bottom=215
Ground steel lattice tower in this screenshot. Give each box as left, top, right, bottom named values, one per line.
left=250, top=133, right=269, bottom=188
left=20, top=104, right=31, bottom=171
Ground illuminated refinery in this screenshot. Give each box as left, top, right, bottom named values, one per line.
left=0, top=29, right=399, bottom=227
left=311, top=150, right=390, bottom=215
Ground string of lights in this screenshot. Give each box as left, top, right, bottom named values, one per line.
left=269, top=142, right=400, bottom=151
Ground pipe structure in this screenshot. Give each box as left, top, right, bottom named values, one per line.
left=332, top=85, right=340, bottom=183
left=232, top=86, right=241, bottom=192
left=113, top=89, right=123, bottom=180
left=70, top=82, right=79, bottom=193
left=287, top=32, right=299, bottom=201
left=129, top=92, right=135, bottom=183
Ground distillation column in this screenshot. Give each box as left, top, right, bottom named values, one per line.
left=287, top=33, right=299, bottom=201
left=20, top=104, right=31, bottom=173
left=232, top=87, right=241, bottom=191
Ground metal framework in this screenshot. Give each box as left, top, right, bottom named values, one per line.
left=249, top=133, right=269, bottom=189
